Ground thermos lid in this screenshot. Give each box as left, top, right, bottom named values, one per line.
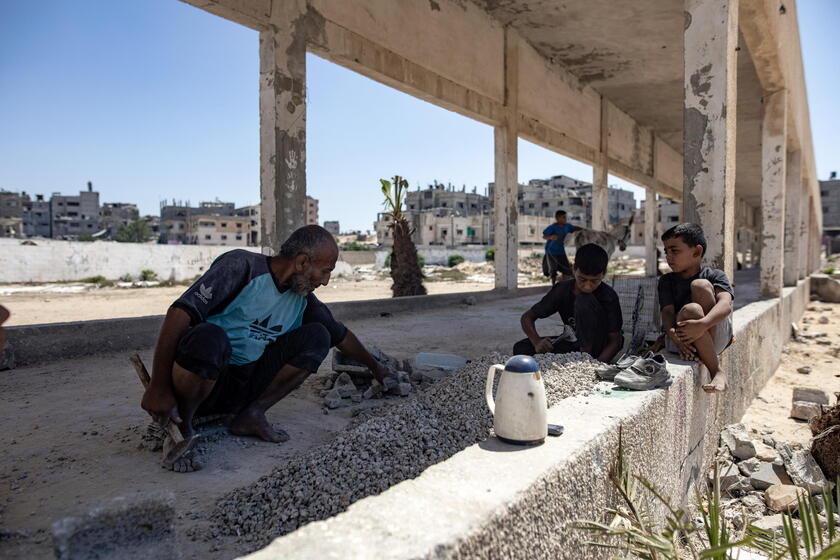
left=504, top=355, right=539, bottom=373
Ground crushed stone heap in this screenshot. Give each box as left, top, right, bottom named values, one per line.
left=212, top=352, right=599, bottom=546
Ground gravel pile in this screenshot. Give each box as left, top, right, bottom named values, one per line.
left=212, top=352, right=599, bottom=546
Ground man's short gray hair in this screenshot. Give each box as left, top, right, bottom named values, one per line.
left=279, top=225, right=337, bottom=259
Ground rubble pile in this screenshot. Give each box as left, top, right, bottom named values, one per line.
left=212, top=352, right=599, bottom=546
left=714, top=420, right=836, bottom=536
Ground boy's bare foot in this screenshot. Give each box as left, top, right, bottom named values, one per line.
left=161, top=435, right=202, bottom=472
left=230, top=407, right=290, bottom=443
left=702, top=370, right=727, bottom=393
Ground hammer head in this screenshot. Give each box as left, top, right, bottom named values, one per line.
left=160, top=435, right=196, bottom=470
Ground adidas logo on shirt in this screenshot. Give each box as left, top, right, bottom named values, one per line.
left=248, top=317, right=284, bottom=342
left=195, top=283, right=214, bottom=304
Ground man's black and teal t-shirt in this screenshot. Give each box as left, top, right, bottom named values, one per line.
left=173, top=250, right=347, bottom=365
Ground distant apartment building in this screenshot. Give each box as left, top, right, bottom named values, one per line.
left=0, top=190, right=24, bottom=237
left=50, top=182, right=101, bottom=239
left=375, top=177, right=636, bottom=247
left=324, top=221, right=340, bottom=236
left=187, top=214, right=250, bottom=246
left=821, top=173, right=840, bottom=253
left=100, top=202, right=139, bottom=238
left=159, top=200, right=236, bottom=244
left=306, top=196, right=319, bottom=226
left=629, top=197, right=681, bottom=245
left=235, top=204, right=261, bottom=246
left=22, top=194, right=51, bottom=237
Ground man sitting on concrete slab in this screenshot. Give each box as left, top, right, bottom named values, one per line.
left=514, top=243, right=623, bottom=362
left=141, top=225, right=390, bottom=472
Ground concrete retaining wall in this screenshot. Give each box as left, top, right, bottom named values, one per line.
left=2, top=286, right=546, bottom=368
left=0, top=238, right=262, bottom=283
left=241, top=278, right=809, bottom=560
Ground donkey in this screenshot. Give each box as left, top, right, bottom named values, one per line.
left=565, top=213, right=635, bottom=259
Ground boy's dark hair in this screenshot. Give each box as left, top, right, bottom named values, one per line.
left=661, top=223, right=707, bottom=256
left=573, top=243, right=609, bottom=275
left=555, top=210, right=567, bottom=219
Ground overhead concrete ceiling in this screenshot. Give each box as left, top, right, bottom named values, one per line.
left=472, top=0, right=764, bottom=208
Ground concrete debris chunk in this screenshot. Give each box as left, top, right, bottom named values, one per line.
left=325, top=397, right=347, bottom=410
left=796, top=366, right=812, bottom=374
left=720, top=424, right=757, bottom=460
left=791, top=401, right=822, bottom=421
left=740, top=493, right=767, bottom=516
left=783, top=448, right=831, bottom=494
left=754, top=441, right=778, bottom=462
left=717, top=461, right=741, bottom=490
left=765, top=484, right=808, bottom=512
left=738, top=458, right=761, bottom=477
left=751, top=513, right=787, bottom=535
left=397, top=382, right=412, bottom=397
left=52, top=493, right=178, bottom=560
left=792, top=386, right=829, bottom=406
left=819, top=316, right=829, bottom=324
left=749, top=462, right=791, bottom=490
left=350, top=394, right=362, bottom=403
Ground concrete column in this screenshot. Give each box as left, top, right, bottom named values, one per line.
left=493, top=27, right=519, bottom=290
left=759, top=89, right=787, bottom=297
left=798, top=188, right=810, bottom=278
left=645, top=189, right=658, bottom=276
left=259, top=0, right=308, bottom=254
left=591, top=97, right=609, bottom=231
left=683, top=0, right=739, bottom=279
left=783, top=150, right=802, bottom=286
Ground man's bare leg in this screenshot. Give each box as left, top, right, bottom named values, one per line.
left=229, top=364, right=310, bottom=443
left=678, top=302, right=726, bottom=392
left=167, top=363, right=216, bottom=472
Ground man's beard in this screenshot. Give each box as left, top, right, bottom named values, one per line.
left=289, top=272, right=316, bottom=296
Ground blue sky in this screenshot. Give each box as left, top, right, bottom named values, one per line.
left=1, top=1, right=837, bottom=233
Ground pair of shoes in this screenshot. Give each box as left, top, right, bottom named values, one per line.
left=595, top=351, right=653, bottom=381
left=613, top=354, right=672, bottom=390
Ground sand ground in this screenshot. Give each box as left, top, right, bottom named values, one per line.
left=740, top=301, right=840, bottom=446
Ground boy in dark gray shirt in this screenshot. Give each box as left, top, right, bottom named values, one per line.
left=658, top=223, right=734, bottom=393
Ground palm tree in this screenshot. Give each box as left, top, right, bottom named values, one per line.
left=381, top=175, right=426, bottom=297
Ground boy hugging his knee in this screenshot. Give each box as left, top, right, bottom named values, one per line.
left=658, top=223, right=735, bottom=393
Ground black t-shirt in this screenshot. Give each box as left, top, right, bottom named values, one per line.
left=657, top=266, right=734, bottom=312
left=530, top=279, right=623, bottom=333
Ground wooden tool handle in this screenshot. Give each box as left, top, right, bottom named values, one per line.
left=129, top=354, right=184, bottom=444
left=130, top=354, right=152, bottom=388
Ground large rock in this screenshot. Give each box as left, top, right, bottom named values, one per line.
left=720, top=424, right=757, bottom=460
left=793, top=387, right=830, bottom=406
left=765, top=484, right=808, bottom=512
left=749, top=462, right=792, bottom=491
left=738, top=458, right=761, bottom=477
left=791, top=401, right=823, bottom=421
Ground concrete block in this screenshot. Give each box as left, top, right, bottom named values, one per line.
left=52, top=493, right=178, bottom=560
left=397, top=383, right=412, bottom=397
left=738, top=458, right=761, bottom=476
left=751, top=513, right=786, bottom=534
left=792, top=387, right=829, bottom=405
left=791, top=401, right=822, bottom=421
left=325, top=398, right=348, bottom=410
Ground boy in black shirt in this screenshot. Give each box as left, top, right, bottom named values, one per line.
left=657, top=223, right=734, bottom=393
left=514, top=243, right=623, bottom=362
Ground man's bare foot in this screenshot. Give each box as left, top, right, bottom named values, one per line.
left=229, top=407, right=290, bottom=443
left=702, top=371, right=727, bottom=393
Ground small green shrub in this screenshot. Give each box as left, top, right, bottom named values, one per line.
left=77, top=234, right=96, bottom=242
left=119, top=274, right=133, bottom=282
left=342, top=242, right=373, bottom=251
left=80, top=275, right=106, bottom=284
left=139, top=269, right=158, bottom=282
left=485, top=248, right=495, bottom=262
left=448, top=254, right=465, bottom=267
left=823, top=266, right=837, bottom=275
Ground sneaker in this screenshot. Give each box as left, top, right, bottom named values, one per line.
left=595, top=351, right=653, bottom=381
left=613, top=354, right=672, bottom=390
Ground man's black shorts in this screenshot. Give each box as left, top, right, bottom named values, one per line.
left=174, top=322, right=332, bottom=415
